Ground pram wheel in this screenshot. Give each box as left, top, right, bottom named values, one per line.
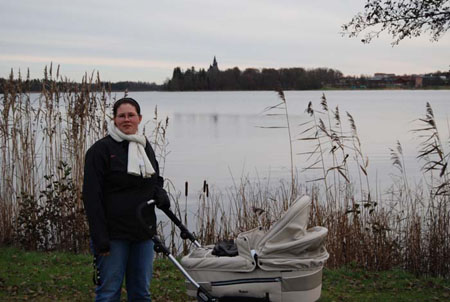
left=218, top=293, right=271, bottom=302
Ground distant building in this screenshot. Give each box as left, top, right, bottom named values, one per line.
left=415, top=76, right=423, bottom=88
left=333, top=71, right=448, bottom=89
left=373, top=73, right=396, bottom=80
left=366, top=73, right=395, bottom=88
left=393, top=75, right=414, bottom=88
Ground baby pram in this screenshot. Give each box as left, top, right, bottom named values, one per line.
left=138, top=195, right=328, bottom=302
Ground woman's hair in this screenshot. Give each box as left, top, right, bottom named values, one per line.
left=113, top=97, right=141, bottom=117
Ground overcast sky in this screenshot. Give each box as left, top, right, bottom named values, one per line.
left=1, top=0, right=449, bottom=83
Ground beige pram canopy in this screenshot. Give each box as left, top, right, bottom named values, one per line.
left=181, top=195, right=329, bottom=302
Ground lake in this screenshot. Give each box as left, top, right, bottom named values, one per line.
left=122, top=90, right=448, bottom=203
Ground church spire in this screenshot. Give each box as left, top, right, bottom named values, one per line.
left=209, top=56, right=219, bottom=72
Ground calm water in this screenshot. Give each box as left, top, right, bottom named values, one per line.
left=121, top=90, right=449, bottom=202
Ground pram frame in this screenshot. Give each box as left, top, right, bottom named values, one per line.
left=137, top=200, right=217, bottom=302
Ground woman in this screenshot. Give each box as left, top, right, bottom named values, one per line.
left=83, top=97, right=170, bottom=302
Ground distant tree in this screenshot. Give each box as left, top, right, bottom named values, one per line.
left=197, top=68, right=208, bottom=90
left=241, top=68, right=261, bottom=90
left=261, top=68, right=280, bottom=89
left=166, top=67, right=183, bottom=90
left=220, top=67, right=241, bottom=90
left=108, top=81, right=161, bottom=91
left=342, top=0, right=450, bottom=45
left=183, top=67, right=196, bottom=90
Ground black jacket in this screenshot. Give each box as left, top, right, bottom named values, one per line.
left=82, top=135, right=163, bottom=254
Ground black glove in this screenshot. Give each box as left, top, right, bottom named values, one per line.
left=155, top=187, right=170, bottom=210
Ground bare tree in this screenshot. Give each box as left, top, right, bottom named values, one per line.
left=342, top=0, right=450, bottom=45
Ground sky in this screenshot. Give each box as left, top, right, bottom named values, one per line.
left=1, top=0, right=449, bottom=84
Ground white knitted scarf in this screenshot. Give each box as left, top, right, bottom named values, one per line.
left=108, top=121, right=155, bottom=178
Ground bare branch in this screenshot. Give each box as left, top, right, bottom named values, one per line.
left=342, top=0, right=450, bottom=45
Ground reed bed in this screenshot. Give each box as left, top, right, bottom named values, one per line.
left=0, top=67, right=171, bottom=253
left=0, top=66, right=112, bottom=251
left=187, top=92, right=449, bottom=278
left=194, top=177, right=294, bottom=246
left=1, top=69, right=448, bottom=278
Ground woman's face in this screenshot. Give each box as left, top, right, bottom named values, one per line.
left=114, top=103, right=142, bottom=135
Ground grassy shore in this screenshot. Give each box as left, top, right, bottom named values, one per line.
left=0, top=246, right=448, bottom=302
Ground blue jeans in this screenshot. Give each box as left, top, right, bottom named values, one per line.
left=92, top=239, right=154, bottom=302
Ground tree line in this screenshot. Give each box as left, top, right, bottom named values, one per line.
left=2, top=67, right=448, bottom=94
left=0, top=67, right=343, bottom=93
left=163, top=66, right=344, bottom=91
left=0, top=78, right=162, bottom=93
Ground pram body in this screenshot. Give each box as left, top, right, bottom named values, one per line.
left=181, top=196, right=329, bottom=302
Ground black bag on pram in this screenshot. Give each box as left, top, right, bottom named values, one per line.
left=212, top=240, right=238, bottom=257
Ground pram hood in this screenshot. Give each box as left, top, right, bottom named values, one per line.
left=182, top=195, right=328, bottom=272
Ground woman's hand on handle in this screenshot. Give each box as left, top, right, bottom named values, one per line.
left=155, top=187, right=171, bottom=210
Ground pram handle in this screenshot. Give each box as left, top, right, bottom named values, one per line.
left=138, top=200, right=202, bottom=247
